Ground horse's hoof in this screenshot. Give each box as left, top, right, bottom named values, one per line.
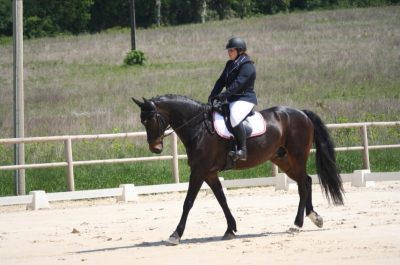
left=222, top=232, right=236, bottom=240
left=307, top=211, right=324, bottom=228
left=166, top=231, right=180, bottom=246
left=166, top=236, right=180, bottom=246
left=287, top=226, right=300, bottom=234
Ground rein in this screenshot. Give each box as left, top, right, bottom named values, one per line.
left=162, top=109, right=208, bottom=138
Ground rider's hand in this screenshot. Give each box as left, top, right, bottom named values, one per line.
left=208, top=96, right=214, bottom=105
left=216, top=92, right=229, bottom=102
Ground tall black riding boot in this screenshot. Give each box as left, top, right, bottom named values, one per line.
left=231, top=121, right=247, bottom=161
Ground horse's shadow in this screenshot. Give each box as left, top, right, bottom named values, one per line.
left=75, top=230, right=327, bottom=254
left=135, top=231, right=273, bottom=247
left=74, top=232, right=270, bottom=254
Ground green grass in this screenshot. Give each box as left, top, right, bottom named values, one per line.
left=1, top=6, right=400, bottom=196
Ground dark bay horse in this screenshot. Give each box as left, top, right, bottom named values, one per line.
left=132, top=94, right=344, bottom=245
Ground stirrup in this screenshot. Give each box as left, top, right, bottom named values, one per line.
left=229, top=149, right=247, bottom=161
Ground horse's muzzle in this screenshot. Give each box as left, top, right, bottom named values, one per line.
left=149, top=141, right=163, bottom=154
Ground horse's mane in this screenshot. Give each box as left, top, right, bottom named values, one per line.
left=151, top=94, right=209, bottom=110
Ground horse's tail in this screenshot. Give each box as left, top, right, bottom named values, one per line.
left=303, top=109, right=344, bottom=205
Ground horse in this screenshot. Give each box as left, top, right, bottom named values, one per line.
left=132, top=94, right=344, bottom=245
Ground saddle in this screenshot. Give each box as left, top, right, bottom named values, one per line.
left=212, top=102, right=266, bottom=140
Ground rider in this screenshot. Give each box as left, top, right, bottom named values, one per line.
left=208, top=37, right=257, bottom=161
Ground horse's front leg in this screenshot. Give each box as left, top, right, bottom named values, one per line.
left=205, top=174, right=237, bottom=240
left=167, top=173, right=204, bottom=245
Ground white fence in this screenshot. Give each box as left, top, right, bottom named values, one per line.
left=1, top=170, right=400, bottom=208
left=0, top=121, right=399, bottom=193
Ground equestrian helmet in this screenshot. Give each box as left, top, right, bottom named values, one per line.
left=226, top=37, right=247, bottom=50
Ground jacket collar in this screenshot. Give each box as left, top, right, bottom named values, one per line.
left=228, top=55, right=250, bottom=74
left=233, top=54, right=249, bottom=66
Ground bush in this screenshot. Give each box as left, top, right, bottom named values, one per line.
left=24, top=16, right=57, bottom=38
left=123, top=50, right=146, bottom=66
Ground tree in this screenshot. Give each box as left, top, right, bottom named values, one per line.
left=209, top=0, right=233, bottom=20
left=89, top=0, right=129, bottom=32
left=232, top=0, right=255, bottom=18
left=23, top=0, right=94, bottom=38
left=0, top=0, right=12, bottom=36
left=254, top=0, right=289, bottom=14
left=161, top=0, right=204, bottom=25
left=89, top=0, right=157, bottom=32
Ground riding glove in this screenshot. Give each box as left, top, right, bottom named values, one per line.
left=215, top=92, right=229, bottom=102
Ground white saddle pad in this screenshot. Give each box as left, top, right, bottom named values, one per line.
left=213, top=111, right=267, bottom=139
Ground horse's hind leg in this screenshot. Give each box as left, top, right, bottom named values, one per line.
left=293, top=173, right=308, bottom=230
left=272, top=155, right=309, bottom=231
left=205, top=174, right=237, bottom=240
left=305, top=175, right=323, bottom=228
left=305, top=175, right=313, bottom=215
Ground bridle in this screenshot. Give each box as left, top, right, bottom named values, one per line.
left=141, top=107, right=169, bottom=143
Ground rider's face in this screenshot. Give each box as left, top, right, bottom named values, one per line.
left=227, top=48, right=238, bottom=61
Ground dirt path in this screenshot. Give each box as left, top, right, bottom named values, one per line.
left=1, top=181, right=399, bottom=265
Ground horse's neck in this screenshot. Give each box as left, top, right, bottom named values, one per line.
left=159, top=101, right=202, bottom=127
left=158, top=100, right=206, bottom=145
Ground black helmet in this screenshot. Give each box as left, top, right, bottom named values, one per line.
left=226, top=37, right=247, bottom=50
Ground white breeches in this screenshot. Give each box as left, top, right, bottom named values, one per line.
left=229, top=100, right=255, bottom=127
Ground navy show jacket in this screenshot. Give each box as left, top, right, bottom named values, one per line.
left=209, top=55, right=257, bottom=105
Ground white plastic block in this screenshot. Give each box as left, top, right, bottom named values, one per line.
left=275, top=173, right=289, bottom=191
left=219, top=177, right=228, bottom=193
left=366, top=181, right=376, bottom=187
left=117, top=184, right=138, bottom=203
left=351, top=169, right=371, bottom=187
left=288, top=183, right=298, bottom=191
left=27, top=190, right=50, bottom=210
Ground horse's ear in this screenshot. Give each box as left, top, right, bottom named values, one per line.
left=143, top=98, right=157, bottom=109
left=131, top=97, right=144, bottom=108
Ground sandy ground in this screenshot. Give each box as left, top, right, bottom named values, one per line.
left=0, top=181, right=399, bottom=265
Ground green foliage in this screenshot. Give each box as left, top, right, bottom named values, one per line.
left=55, top=0, right=94, bottom=34
left=232, top=0, right=256, bottom=18
left=253, top=0, right=290, bottom=14
left=1, top=0, right=398, bottom=38
left=161, top=0, right=203, bottom=24
left=0, top=0, right=94, bottom=38
left=88, top=0, right=130, bottom=32
left=24, top=16, right=57, bottom=38
left=291, top=0, right=337, bottom=10
left=124, top=50, right=146, bottom=66
left=336, top=0, right=399, bottom=7
left=0, top=0, right=11, bottom=36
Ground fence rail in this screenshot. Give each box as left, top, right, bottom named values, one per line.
left=1, top=121, right=399, bottom=192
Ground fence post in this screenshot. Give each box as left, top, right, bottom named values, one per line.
left=64, top=138, right=75, bottom=191
left=171, top=131, right=180, bottom=183
left=272, top=163, right=278, bottom=176
left=360, top=125, right=370, bottom=170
